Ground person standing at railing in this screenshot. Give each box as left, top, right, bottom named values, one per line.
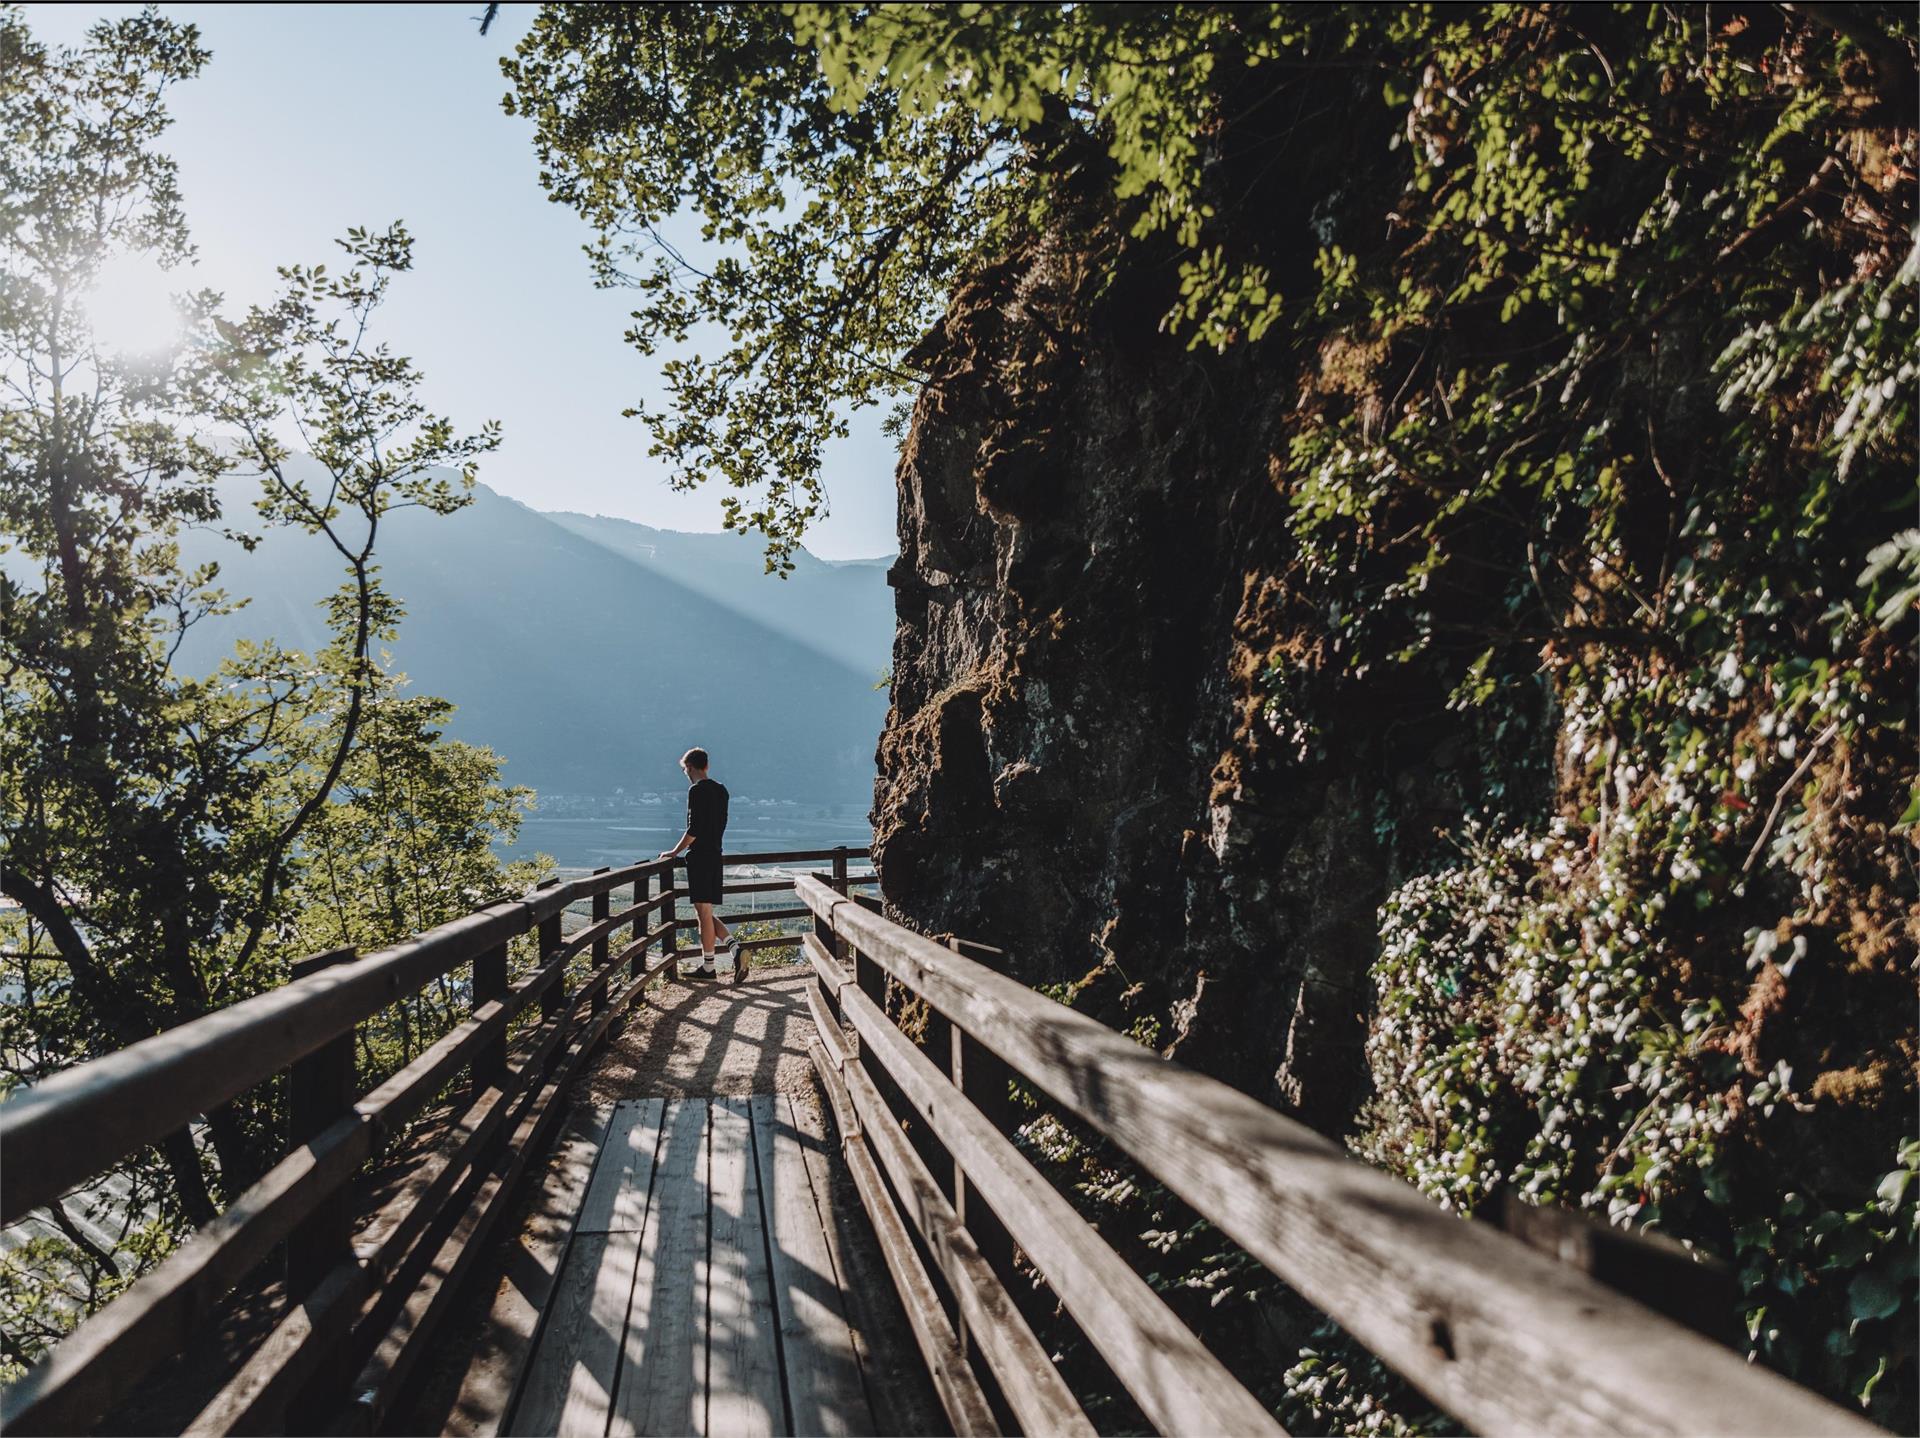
left=659, top=747, right=737, bottom=977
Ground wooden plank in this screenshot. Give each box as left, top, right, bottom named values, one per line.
left=1494, top=1193, right=1741, bottom=1347
left=836, top=1054, right=1093, bottom=1437
left=817, top=936, right=1082, bottom=1428
left=353, top=1007, right=570, bottom=1274
left=553, top=893, right=677, bottom=964
left=0, top=1114, right=373, bottom=1436
left=674, top=907, right=812, bottom=929
left=349, top=1016, right=593, bottom=1431
left=354, top=986, right=522, bottom=1140
left=611, top=1098, right=710, bottom=1438
left=750, top=1096, right=873, bottom=1438
left=795, top=876, right=1877, bottom=1438
left=578, top=1099, right=668, bottom=1235
left=0, top=855, right=692, bottom=1228
left=509, top=1232, right=631, bottom=1436
left=832, top=977, right=1281, bottom=1437
left=808, top=1041, right=998, bottom=1437
left=510, top=1100, right=668, bottom=1437
left=711, top=880, right=804, bottom=898
left=805, top=975, right=852, bottom=1092
left=786, top=1090, right=945, bottom=1438
left=347, top=1010, right=574, bottom=1400
left=0, top=899, right=528, bottom=1224
left=706, top=1098, right=785, bottom=1437
left=520, top=861, right=664, bottom=924
left=182, top=1258, right=373, bottom=1436
left=1, top=859, right=700, bottom=1433
left=449, top=1105, right=612, bottom=1437
left=717, top=848, right=872, bottom=866
left=286, top=950, right=359, bottom=1310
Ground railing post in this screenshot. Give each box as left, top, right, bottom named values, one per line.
left=813, top=880, right=842, bottom=966
left=923, top=997, right=958, bottom=1205
left=950, top=937, right=1016, bottom=1299
left=832, top=845, right=849, bottom=896
left=591, top=867, right=611, bottom=1015
left=536, top=878, right=562, bottom=1024
left=661, top=859, right=680, bottom=971
left=474, top=940, right=508, bottom=1089
left=630, top=874, right=649, bottom=978
left=286, top=946, right=357, bottom=1302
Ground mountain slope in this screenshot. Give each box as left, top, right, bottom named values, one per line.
left=542, top=509, right=893, bottom=679
left=170, top=476, right=893, bottom=804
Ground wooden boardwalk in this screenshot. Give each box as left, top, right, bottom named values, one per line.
left=0, top=846, right=1878, bottom=1438
left=467, top=1095, right=877, bottom=1437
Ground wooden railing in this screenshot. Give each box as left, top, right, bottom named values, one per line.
left=0, top=847, right=868, bottom=1436
left=795, top=874, right=1879, bottom=1438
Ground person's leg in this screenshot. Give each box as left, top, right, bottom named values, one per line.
left=696, top=901, right=717, bottom=956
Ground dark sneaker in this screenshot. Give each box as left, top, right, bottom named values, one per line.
left=699, top=956, right=717, bottom=977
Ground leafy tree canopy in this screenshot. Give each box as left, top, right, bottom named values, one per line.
left=0, top=8, right=528, bottom=1376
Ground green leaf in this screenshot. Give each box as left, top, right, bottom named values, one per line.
left=1848, top=1271, right=1902, bottom=1324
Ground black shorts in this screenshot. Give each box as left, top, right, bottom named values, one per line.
left=686, top=850, right=724, bottom=905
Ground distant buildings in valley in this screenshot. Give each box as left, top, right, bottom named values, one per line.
left=530, top=791, right=820, bottom=818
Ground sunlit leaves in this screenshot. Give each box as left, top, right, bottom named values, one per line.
left=1, top=12, right=521, bottom=1374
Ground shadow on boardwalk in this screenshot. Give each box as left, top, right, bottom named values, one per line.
left=399, top=966, right=945, bottom=1437
left=584, top=966, right=819, bottom=1101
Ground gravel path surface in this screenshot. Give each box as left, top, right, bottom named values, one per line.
left=581, top=964, right=820, bottom=1101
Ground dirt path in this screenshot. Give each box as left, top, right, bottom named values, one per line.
left=580, top=965, right=820, bottom=1101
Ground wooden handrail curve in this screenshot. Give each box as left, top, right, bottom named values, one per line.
left=793, top=873, right=1879, bottom=1438
left=0, top=846, right=867, bottom=1435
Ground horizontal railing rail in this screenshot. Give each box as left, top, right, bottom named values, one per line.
left=795, top=873, right=1878, bottom=1438
left=0, top=845, right=868, bottom=1436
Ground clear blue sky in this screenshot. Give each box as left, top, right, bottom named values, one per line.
left=21, top=2, right=902, bottom=560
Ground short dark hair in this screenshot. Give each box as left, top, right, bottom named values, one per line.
left=681, top=747, right=709, bottom=771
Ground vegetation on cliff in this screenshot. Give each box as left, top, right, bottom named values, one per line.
left=514, top=4, right=1915, bottom=1426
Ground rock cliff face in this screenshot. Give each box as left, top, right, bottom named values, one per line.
left=861, top=20, right=1914, bottom=1420
left=870, top=234, right=1519, bottom=1132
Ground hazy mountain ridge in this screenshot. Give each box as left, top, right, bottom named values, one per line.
left=163, top=474, right=895, bottom=806
left=540, top=507, right=894, bottom=677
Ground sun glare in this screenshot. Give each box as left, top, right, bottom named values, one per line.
left=84, top=252, right=186, bottom=357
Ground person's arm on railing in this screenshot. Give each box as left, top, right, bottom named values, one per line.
left=659, top=784, right=695, bottom=860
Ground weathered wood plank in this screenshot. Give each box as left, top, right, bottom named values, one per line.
left=578, top=1099, right=668, bottom=1235
left=835, top=1052, right=1093, bottom=1437
left=797, top=875, right=1876, bottom=1438
left=448, top=1105, right=612, bottom=1437
left=181, top=1258, right=372, bottom=1436
left=808, top=1041, right=999, bottom=1437
left=611, top=1097, right=710, bottom=1438
left=706, top=1098, right=785, bottom=1437
left=352, top=951, right=560, bottom=1140
left=1, top=855, right=697, bottom=1229
left=508, top=1231, right=630, bottom=1437
left=831, top=977, right=1280, bottom=1437
left=348, top=1017, right=590, bottom=1432
left=353, top=1065, right=530, bottom=1276
left=717, top=848, right=874, bottom=866
left=0, top=1114, right=373, bottom=1436
left=0, top=900, right=530, bottom=1225
left=750, top=1095, right=873, bottom=1438
left=734, top=933, right=808, bottom=955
